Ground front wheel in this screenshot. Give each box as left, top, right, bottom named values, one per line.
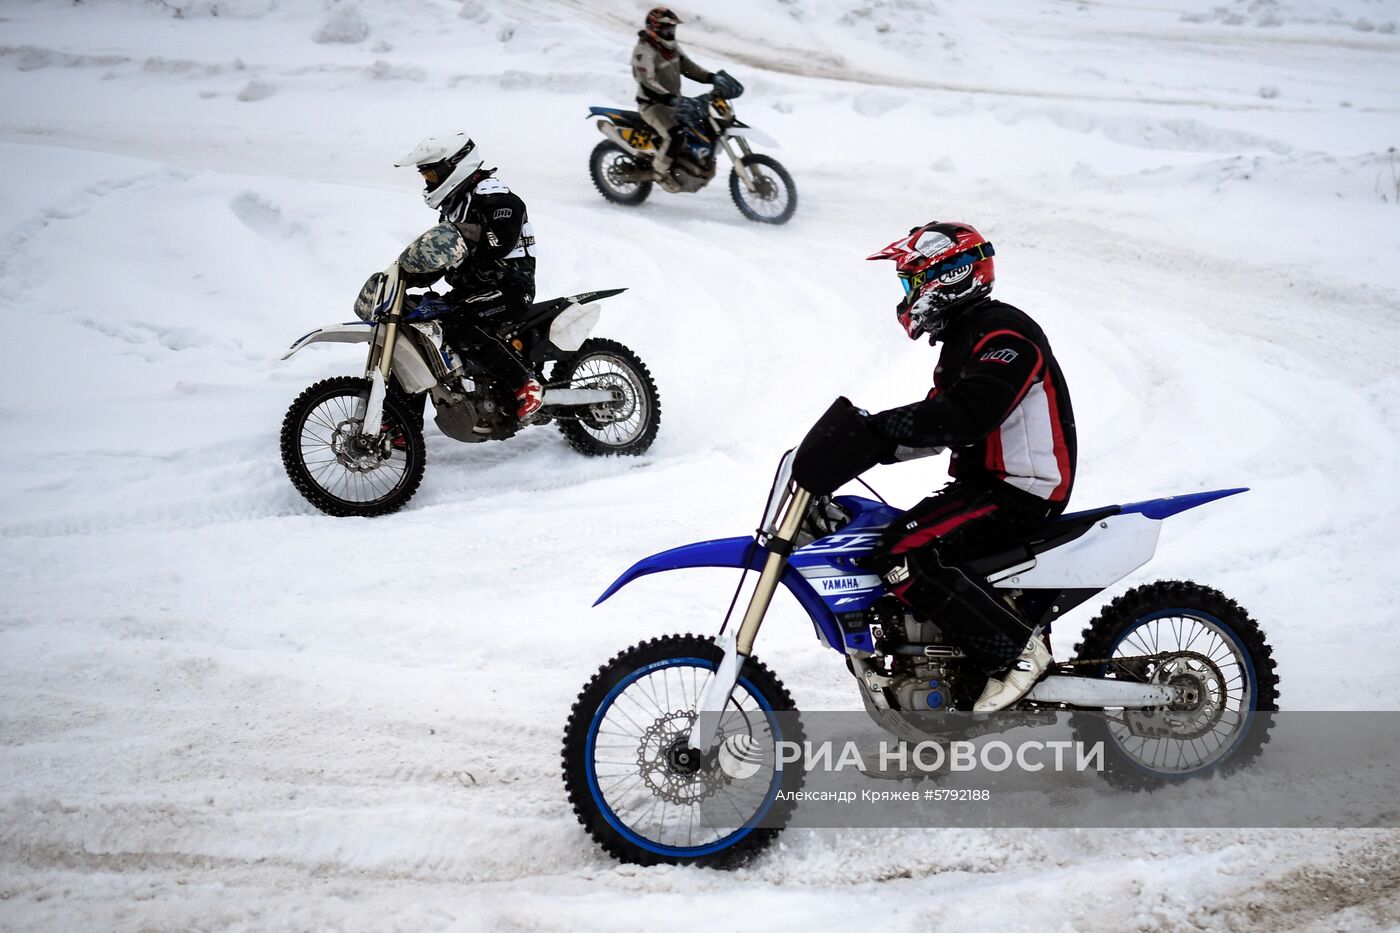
left=1069, top=581, right=1280, bottom=790
left=729, top=153, right=797, bottom=224
left=553, top=338, right=661, bottom=456
left=280, top=376, right=426, bottom=517
left=590, top=141, right=653, bottom=206
left=561, top=634, right=804, bottom=867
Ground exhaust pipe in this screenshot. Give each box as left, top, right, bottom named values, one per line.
left=597, top=120, right=642, bottom=153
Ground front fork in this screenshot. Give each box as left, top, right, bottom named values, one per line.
left=720, top=133, right=757, bottom=191
left=356, top=262, right=405, bottom=435
left=687, top=484, right=813, bottom=754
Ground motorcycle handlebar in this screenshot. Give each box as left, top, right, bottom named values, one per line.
left=791, top=397, right=889, bottom=496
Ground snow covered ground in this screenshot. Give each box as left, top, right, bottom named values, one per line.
left=2, top=0, right=1399, bottom=928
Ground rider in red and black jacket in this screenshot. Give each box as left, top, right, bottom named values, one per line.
left=864, top=221, right=1077, bottom=712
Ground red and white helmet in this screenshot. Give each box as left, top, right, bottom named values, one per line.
left=867, top=221, right=995, bottom=341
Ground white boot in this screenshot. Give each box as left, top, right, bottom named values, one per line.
left=973, top=636, right=1052, bottom=713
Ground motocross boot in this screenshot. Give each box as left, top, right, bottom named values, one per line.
left=973, top=635, right=1052, bottom=713
left=515, top=378, right=544, bottom=419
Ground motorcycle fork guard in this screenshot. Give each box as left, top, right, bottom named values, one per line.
left=722, top=135, right=757, bottom=191
left=359, top=261, right=407, bottom=434
left=687, top=486, right=813, bottom=754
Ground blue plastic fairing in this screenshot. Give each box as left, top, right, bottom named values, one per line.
left=593, top=535, right=847, bottom=652
left=1118, top=487, right=1249, bottom=520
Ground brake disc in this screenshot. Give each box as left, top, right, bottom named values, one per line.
left=636, top=711, right=726, bottom=805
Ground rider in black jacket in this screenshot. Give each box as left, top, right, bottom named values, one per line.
left=396, top=133, right=543, bottom=420
left=864, top=221, right=1077, bottom=712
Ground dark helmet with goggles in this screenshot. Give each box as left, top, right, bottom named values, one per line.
left=646, top=7, right=682, bottom=48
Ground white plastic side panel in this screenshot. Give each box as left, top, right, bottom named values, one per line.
left=598, top=121, right=648, bottom=153
left=549, top=303, right=602, bottom=351
left=993, top=513, right=1161, bottom=590
left=390, top=333, right=437, bottom=395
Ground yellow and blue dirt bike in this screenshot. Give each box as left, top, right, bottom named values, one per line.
left=587, top=71, right=797, bottom=224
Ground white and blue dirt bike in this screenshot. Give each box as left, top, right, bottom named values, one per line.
left=587, top=71, right=797, bottom=224
left=279, top=224, right=660, bottom=517
left=562, top=400, right=1279, bottom=866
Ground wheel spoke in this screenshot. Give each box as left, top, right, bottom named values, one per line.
left=587, top=661, right=776, bottom=850
left=292, top=389, right=415, bottom=507
left=1103, top=610, right=1253, bottom=775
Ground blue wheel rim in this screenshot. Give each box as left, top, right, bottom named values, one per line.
left=1105, top=607, right=1259, bottom=777
left=583, top=656, right=784, bottom=858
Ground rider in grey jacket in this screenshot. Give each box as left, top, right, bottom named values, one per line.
left=632, top=7, right=714, bottom=180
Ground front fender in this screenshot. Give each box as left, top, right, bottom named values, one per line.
left=594, top=536, right=846, bottom=652
left=282, top=322, right=373, bottom=360
left=725, top=124, right=779, bottom=148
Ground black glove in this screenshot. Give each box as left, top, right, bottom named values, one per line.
left=711, top=70, right=743, bottom=99
left=792, top=398, right=888, bottom=496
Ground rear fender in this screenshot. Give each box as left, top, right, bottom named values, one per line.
left=587, top=106, right=632, bottom=122
left=594, top=536, right=846, bottom=652
left=538, top=289, right=628, bottom=360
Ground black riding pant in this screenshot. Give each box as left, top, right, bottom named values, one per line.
left=868, top=483, right=1059, bottom=671
left=442, top=280, right=535, bottom=391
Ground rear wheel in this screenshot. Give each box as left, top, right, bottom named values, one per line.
left=1069, top=581, right=1280, bottom=789
left=562, top=634, right=803, bottom=867
left=590, top=141, right=653, bottom=206
left=280, top=376, right=426, bottom=517
left=554, top=338, right=660, bottom=456
left=729, top=154, right=797, bottom=224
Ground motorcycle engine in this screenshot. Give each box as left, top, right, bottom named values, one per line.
left=430, top=387, right=482, bottom=442
left=870, top=598, right=980, bottom=712
left=666, top=158, right=713, bottom=193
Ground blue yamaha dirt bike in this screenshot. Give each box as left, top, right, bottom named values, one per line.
left=562, top=400, right=1280, bottom=866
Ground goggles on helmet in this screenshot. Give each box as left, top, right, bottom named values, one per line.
left=897, top=242, right=995, bottom=294
left=418, top=160, right=460, bottom=193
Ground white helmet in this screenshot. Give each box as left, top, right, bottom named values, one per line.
left=394, top=133, right=485, bottom=211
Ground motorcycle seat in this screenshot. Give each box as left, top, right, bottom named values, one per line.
left=589, top=106, right=649, bottom=130
left=511, top=288, right=630, bottom=333
left=961, top=505, right=1123, bottom=579
left=591, top=103, right=708, bottom=138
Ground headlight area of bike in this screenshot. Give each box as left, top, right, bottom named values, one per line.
left=353, top=271, right=387, bottom=322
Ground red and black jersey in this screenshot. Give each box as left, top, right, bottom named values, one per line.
left=870, top=299, right=1077, bottom=505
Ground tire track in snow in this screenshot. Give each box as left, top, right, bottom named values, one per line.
left=0, top=166, right=189, bottom=289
